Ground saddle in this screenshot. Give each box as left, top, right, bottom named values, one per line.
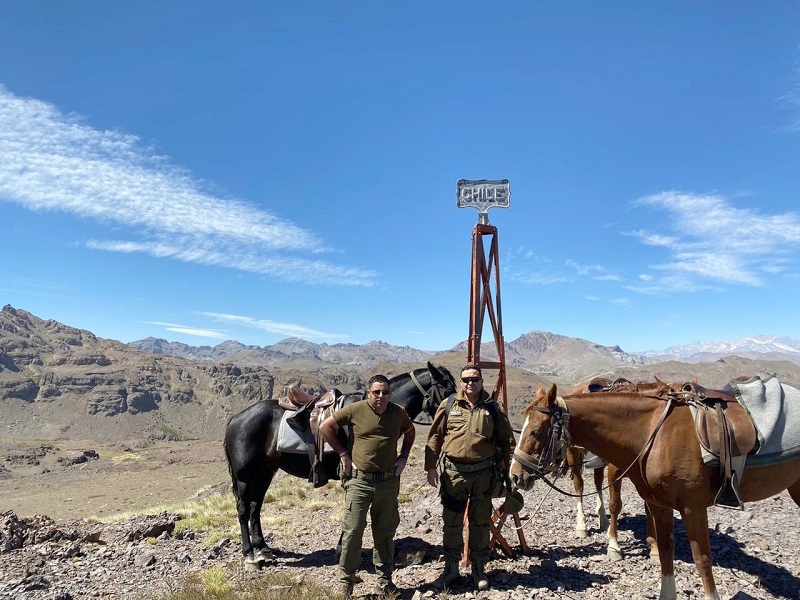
left=680, top=381, right=757, bottom=509
left=586, top=377, right=638, bottom=393
left=280, top=385, right=342, bottom=488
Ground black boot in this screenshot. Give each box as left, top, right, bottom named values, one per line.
left=431, top=559, right=461, bottom=591
left=471, top=563, right=489, bottom=591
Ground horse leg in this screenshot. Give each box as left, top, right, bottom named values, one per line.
left=605, top=464, right=623, bottom=561
left=568, top=448, right=588, bottom=538
left=788, top=479, right=800, bottom=507
left=645, top=501, right=659, bottom=560
left=680, top=505, right=720, bottom=600
left=233, top=480, right=259, bottom=570
left=593, top=466, right=610, bottom=533
left=647, top=502, right=677, bottom=600
left=250, top=468, right=276, bottom=562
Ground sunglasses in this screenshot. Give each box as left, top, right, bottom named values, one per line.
left=370, top=389, right=391, bottom=397
left=461, top=377, right=482, bottom=384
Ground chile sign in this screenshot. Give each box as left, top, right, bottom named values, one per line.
left=457, top=179, right=510, bottom=224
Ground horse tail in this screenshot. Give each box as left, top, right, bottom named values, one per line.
left=222, top=436, right=240, bottom=501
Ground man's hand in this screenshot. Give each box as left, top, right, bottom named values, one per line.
left=394, top=455, right=408, bottom=476
left=426, top=468, right=439, bottom=487
left=340, top=453, right=352, bottom=477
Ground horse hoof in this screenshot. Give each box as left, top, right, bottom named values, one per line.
left=257, top=549, right=275, bottom=561
left=607, top=548, right=623, bottom=561
left=244, top=560, right=262, bottom=572
left=575, top=528, right=589, bottom=538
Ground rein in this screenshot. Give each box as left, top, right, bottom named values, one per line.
left=515, top=394, right=677, bottom=499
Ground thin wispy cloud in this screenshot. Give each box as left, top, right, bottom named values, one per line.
left=630, top=191, right=800, bottom=290
left=201, top=311, right=349, bottom=341
left=779, top=65, right=800, bottom=133
left=0, top=86, right=377, bottom=287
left=144, top=321, right=229, bottom=340
left=506, top=250, right=620, bottom=285
left=506, top=191, right=800, bottom=300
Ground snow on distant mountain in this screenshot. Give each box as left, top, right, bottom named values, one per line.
left=642, top=335, right=800, bottom=364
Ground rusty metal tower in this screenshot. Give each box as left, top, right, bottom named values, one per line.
left=457, top=178, right=527, bottom=557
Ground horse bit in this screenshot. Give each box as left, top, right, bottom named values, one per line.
left=512, top=397, right=573, bottom=480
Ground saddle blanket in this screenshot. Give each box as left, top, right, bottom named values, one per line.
left=276, top=409, right=334, bottom=455
left=730, top=376, right=800, bottom=465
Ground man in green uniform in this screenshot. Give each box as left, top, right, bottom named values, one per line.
left=320, top=374, right=415, bottom=599
left=424, top=363, right=516, bottom=592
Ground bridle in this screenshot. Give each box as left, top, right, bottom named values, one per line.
left=409, top=367, right=453, bottom=422
left=512, top=396, right=573, bottom=480
left=513, top=392, right=677, bottom=493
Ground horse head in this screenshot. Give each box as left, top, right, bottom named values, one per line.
left=421, top=361, right=457, bottom=418
left=510, top=382, right=572, bottom=491
left=389, top=361, right=456, bottom=421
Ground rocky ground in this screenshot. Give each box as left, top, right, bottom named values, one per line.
left=1, top=435, right=799, bottom=600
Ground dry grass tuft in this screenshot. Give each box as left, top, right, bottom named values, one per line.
left=155, top=568, right=336, bottom=599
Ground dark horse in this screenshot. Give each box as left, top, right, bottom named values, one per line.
left=223, top=361, right=456, bottom=567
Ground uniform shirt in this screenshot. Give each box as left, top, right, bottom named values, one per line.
left=333, top=399, right=413, bottom=473
left=424, top=390, right=516, bottom=471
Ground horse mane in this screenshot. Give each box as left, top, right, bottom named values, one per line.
left=434, top=364, right=455, bottom=386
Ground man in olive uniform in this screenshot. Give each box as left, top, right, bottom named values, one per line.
left=424, top=363, right=516, bottom=592
left=320, top=375, right=415, bottom=598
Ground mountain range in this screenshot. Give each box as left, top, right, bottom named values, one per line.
left=128, top=332, right=800, bottom=378
left=4, top=304, right=800, bottom=442
left=642, top=335, right=800, bottom=364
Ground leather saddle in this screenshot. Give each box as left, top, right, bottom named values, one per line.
left=586, top=377, right=638, bottom=393
left=680, top=381, right=757, bottom=509
left=280, top=385, right=342, bottom=488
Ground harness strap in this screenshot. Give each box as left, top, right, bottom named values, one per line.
left=410, top=370, right=430, bottom=403
left=410, top=367, right=448, bottom=424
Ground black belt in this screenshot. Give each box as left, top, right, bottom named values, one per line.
left=351, top=468, right=396, bottom=482
left=443, top=456, right=494, bottom=473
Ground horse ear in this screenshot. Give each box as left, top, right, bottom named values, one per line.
left=427, top=361, right=440, bottom=376
left=546, top=383, right=558, bottom=402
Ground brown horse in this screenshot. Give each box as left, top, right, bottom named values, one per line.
left=510, top=382, right=800, bottom=600
left=562, top=378, right=660, bottom=560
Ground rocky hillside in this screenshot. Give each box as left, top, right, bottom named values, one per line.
left=0, top=306, right=365, bottom=443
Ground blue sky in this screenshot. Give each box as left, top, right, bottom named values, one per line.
left=1, top=2, right=799, bottom=354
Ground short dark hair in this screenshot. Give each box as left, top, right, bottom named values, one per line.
left=461, top=363, right=482, bottom=378
left=367, top=374, right=390, bottom=389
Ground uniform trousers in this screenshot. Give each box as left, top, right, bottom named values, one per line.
left=440, top=465, right=493, bottom=566
left=339, top=474, right=400, bottom=585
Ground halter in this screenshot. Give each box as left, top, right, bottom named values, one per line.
left=512, top=397, right=572, bottom=479
left=410, top=367, right=449, bottom=420
left=514, top=393, right=677, bottom=490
